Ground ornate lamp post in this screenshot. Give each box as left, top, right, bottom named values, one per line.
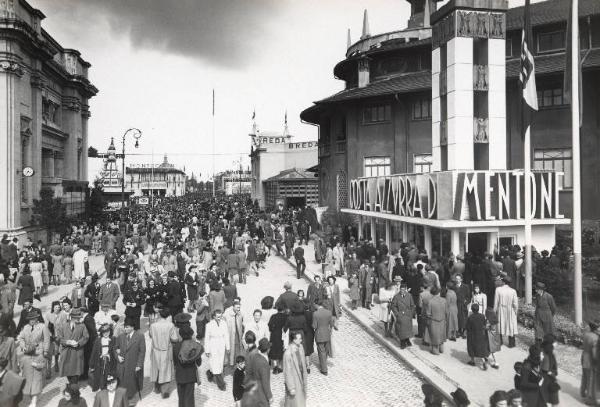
left=120, top=128, right=142, bottom=210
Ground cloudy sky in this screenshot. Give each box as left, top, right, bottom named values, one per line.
left=31, top=0, right=532, bottom=182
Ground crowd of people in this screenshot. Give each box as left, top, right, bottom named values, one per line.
left=0, top=192, right=594, bottom=407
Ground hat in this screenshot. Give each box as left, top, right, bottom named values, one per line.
left=123, top=317, right=137, bottom=328
left=451, top=388, right=470, bottom=405
left=106, top=374, right=118, bottom=384
left=91, top=273, right=99, bottom=281
left=535, top=281, right=546, bottom=290
left=70, top=308, right=82, bottom=319
left=174, top=313, right=192, bottom=323
left=258, top=338, right=271, bottom=353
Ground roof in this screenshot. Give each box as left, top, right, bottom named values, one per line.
left=506, top=48, right=600, bottom=78
left=506, top=0, right=600, bottom=31
left=264, top=168, right=318, bottom=182
left=126, top=167, right=186, bottom=175
left=317, top=70, right=431, bottom=104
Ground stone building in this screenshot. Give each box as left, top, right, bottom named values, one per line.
left=300, top=0, right=598, bottom=254
left=0, top=0, right=97, bottom=240
left=125, top=155, right=187, bottom=198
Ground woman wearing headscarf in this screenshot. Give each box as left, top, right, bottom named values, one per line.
left=89, top=323, right=117, bottom=391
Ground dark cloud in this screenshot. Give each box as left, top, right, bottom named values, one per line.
left=35, top=0, right=283, bottom=68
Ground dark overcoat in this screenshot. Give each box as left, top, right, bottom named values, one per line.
left=115, top=331, right=145, bottom=400
left=466, top=312, right=489, bottom=358
left=390, top=292, right=415, bottom=340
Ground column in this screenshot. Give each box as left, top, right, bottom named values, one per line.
left=358, top=215, right=363, bottom=240
left=61, top=94, right=82, bottom=181
left=446, top=36, right=474, bottom=170
left=431, top=47, right=441, bottom=171
left=0, top=57, right=22, bottom=233
left=488, top=36, right=507, bottom=170
left=81, top=103, right=90, bottom=181
left=385, top=220, right=391, bottom=248
left=370, top=217, right=376, bottom=242
left=424, top=226, right=432, bottom=256
left=451, top=229, right=460, bottom=256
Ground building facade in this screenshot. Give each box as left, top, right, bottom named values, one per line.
left=125, top=155, right=187, bottom=198
left=301, top=0, right=596, bottom=254
left=0, top=0, right=97, bottom=239
left=249, top=120, right=318, bottom=208
left=264, top=168, right=319, bottom=209
left=215, top=170, right=252, bottom=195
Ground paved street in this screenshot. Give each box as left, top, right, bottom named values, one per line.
left=24, top=252, right=425, bottom=407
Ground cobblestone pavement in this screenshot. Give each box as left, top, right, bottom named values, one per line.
left=21, top=252, right=425, bottom=407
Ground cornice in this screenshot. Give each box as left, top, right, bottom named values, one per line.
left=0, top=17, right=54, bottom=61
left=0, top=59, right=23, bottom=76
left=61, top=95, right=81, bottom=112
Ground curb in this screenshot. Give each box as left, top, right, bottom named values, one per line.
left=280, top=248, right=460, bottom=406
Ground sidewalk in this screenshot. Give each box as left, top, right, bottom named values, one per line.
left=283, top=243, right=584, bottom=407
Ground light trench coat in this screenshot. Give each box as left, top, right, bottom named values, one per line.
left=204, top=318, right=230, bottom=375
left=493, top=284, right=519, bottom=336
left=148, top=318, right=180, bottom=384
left=283, top=343, right=308, bottom=407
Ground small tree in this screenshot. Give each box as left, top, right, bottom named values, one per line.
left=33, top=187, right=67, bottom=242
left=89, top=180, right=106, bottom=224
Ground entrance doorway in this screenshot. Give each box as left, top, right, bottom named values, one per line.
left=467, top=232, right=488, bottom=255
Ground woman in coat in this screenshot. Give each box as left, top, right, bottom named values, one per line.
left=445, top=282, right=459, bottom=341
left=51, top=253, right=63, bottom=286
left=205, top=309, right=230, bottom=391
left=332, top=242, right=344, bottom=277
left=45, top=301, right=62, bottom=378
left=466, top=303, right=489, bottom=369
left=17, top=310, right=51, bottom=407
left=17, top=269, right=35, bottom=305
left=283, top=331, right=308, bottom=407
left=56, top=308, right=89, bottom=380
left=348, top=271, right=360, bottom=310
left=89, top=324, right=117, bottom=391
left=485, top=307, right=501, bottom=369
left=208, top=282, right=226, bottom=317
left=520, top=345, right=546, bottom=407
left=29, top=257, right=44, bottom=297
left=268, top=304, right=288, bottom=374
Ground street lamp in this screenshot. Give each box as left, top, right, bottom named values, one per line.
left=121, top=128, right=142, bottom=211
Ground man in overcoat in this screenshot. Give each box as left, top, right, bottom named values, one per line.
left=115, top=317, right=145, bottom=403
left=56, top=308, right=89, bottom=383
left=149, top=308, right=181, bottom=397
left=224, top=300, right=245, bottom=367
left=534, top=281, right=556, bottom=343
left=358, top=260, right=374, bottom=309
left=391, top=282, right=415, bottom=349
left=283, top=331, right=308, bottom=407
left=245, top=338, right=272, bottom=407
left=99, top=279, right=120, bottom=310
left=493, top=276, right=518, bottom=348
left=466, top=303, right=489, bottom=369
left=425, top=287, right=447, bottom=355
left=312, top=301, right=334, bottom=375
left=0, top=356, right=24, bottom=407
left=453, top=274, right=471, bottom=338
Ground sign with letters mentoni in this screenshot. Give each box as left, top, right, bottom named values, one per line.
left=348, top=170, right=565, bottom=222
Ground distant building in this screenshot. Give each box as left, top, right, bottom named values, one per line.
left=0, top=0, right=98, bottom=240
left=264, top=168, right=319, bottom=209
left=215, top=170, right=252, bottom=195
left=126, top=155, right=187, bottom=198
left=97, top=137, right=132, bottom=208
left=249, top=116, right=318, bottom=208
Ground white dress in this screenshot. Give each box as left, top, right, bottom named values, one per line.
left=204, top=319, right=230, bottom=375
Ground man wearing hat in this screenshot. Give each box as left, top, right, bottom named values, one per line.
left=173, top=326, right=203, bottom=407
left=166, top=271, right=185, bottom=318
left=451, top=388, right=471, bottom=407
left=92, top=374, right=128, bottom=407
left=224, top=300, right=245, bottom=367
left=534, top=281, right=556, bottom=343
left=493, top=276, right=518, bottom=348
left=391, top=281, right=415, bottom=348
left=0, top=356, right=25, bottom=407
left=115, top=317, right=145, bottom=403
left=84, top=273, right=101, bottom=315
left=16, top=298, right=43, bottom=335
left=56, top=308, right=89, bottom=384
left=244, top=337, right=272, bottom=406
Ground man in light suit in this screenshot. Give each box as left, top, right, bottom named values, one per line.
left=312, top=300, right=334, bottom=375
left=92, top=374, right=128, bottom=407
left=283, top=331, right=308, bottom=407
left=0, top=357, right=24, bottom=407
left=99, top=279, right=120, bottom=310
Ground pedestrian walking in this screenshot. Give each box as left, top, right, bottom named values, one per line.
left=445, top=282, right=459, bottom=341
left=581, top=319, right=599, bottom=402
left=0, top=356, right=25, bottom=407
left=390, top=282, right=415, bottom=348
left=268, top=303, right=287, bottom=374
left=56, top=308, right=89, bottom=384
left=485, top=307, right=501, bottom=369
left=89, top=323, right=117, bottom=392
left=540, top=338, right=560, bottom=406
left=17, top=310, right=50, bottom=407
left=99, top=280, right=120, bottom=310
left=283, top=330, right=308, bottom=407
left=293, top=246, right=305, bottom=279
left=172, top=326, right=203, bottom=407
left=312, top=300, right=333, bottom=375
left=149, top=308, right=179, bottom=397
left=534, top=282, right=556, bottom=344
left=92, top=374, right=128, bottom=407
left=425, top=286, right=447, bottom=355
left=224, top=300, right=245, bottom=367
left=115, top=317, right=145, bottom=403
left=244, top=338, right=272, bottom=407
left=453, top=274, right=471, bottom=338
left=233, top=355, right=246, bottom=406
left=494, top=276, right=518, bottom=348
left=519, top=345, right=545, bottom=407
left=57, top=384, right=87, bottom=407
left=205, top=309, right=230, bottom=391
left=466, top=303, right=489, bottom=369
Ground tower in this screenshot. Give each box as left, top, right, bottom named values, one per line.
left=431, top=0, right=507, bottom=172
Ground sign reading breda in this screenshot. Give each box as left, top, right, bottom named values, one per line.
left=349, top=170, right=565, bottom=221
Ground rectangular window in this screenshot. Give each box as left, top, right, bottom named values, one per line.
left=362, top=104, right=391, bottom=124
left=538, top=30, right=565, bottom=53
left=412, top=99, right=431, bottom=120
left=533, top=148, right=572, bottom=188
left=364, top=156, right=391, bottom=177
left=413, top=154, right=433, bottom=173
left=536, top=87, right=565, bottom=108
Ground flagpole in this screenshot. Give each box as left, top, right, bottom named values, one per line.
left=212, top=89, right=216, bottom=198
left=571, top=0, right=582, bottom=325
left=524, top=126, right=533, bottom=305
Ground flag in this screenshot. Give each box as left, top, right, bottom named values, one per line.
left=520, top=0, right=538, bottom=138
left=212, top=89, right=215, bottom=116
left=564, top=0, right=582, bottom=127
left=252, top=109, right=255, bottom=120
left=284, top=109, right=287, bottom=125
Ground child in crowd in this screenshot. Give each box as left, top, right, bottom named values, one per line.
left=233, top=355, right=246, bottom=406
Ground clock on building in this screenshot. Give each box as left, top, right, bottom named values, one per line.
left=22, top=166, right=34, bottom=177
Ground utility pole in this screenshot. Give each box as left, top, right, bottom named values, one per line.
left=120, top=128, right=142, bottom=211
